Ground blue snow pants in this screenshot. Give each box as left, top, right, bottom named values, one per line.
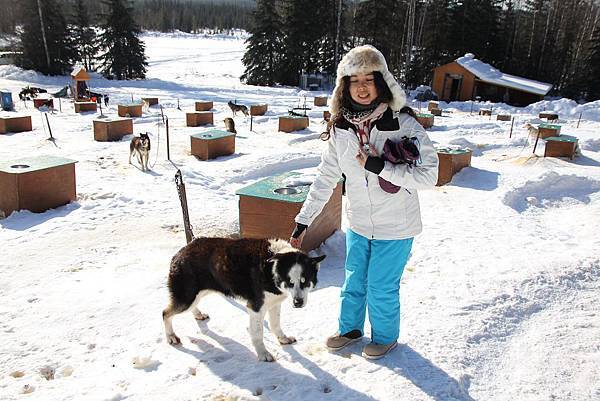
left=339, top=228, right=414, bottom=344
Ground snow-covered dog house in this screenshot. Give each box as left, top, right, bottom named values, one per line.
left=190, top=130, right=235, bottom=161
left=432, top=54, right=552, bottom=106
left=71, top=67, right=91, bottom=101
left=235, top=171, right=342, bottom=252
left=186, top=111, right=213, bottom=127
left=118, top=103, right=143, bottom=117
left=33, top=98, right=54, bottom=109
left=0, top=155, right=77, bottom=217
left=544, top=135, right=578, bottom=160
left=195, top=101, right=213, bottom=111
left=141, top=97, right=158, bottom=106
left=93, top=118, right=133, bottom=142
left=314, top=96, right=328, bottom=107
left=0, top=115, right=32, bottom=134
left=250, top=104, right=268, bottom=116
left=539, top=112, right=558, bottom=121
left=436, top=147, right=472, bottom=186
left=278, top=116, right=309, bottom=132
left=496, top=114, right=511, bottom=121
left=415, top=113, right=434, bottom=129
left=74, top=101, right=97, bottom=113
left=0, top=91, right=14, bottom=111
left=479, top=109, right=492, bottom=116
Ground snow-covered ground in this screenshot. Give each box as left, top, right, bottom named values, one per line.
left=1, top=32, right=599, bottom=401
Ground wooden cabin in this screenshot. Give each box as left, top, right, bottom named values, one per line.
left=432, top=54, right=552, bottom=106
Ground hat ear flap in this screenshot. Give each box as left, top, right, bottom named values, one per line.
left=330, top=77, right=345, bottom=116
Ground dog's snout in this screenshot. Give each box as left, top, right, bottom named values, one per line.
left=293, top=298, right=304, bottom=308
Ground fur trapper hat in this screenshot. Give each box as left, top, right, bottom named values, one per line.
left=330, top=45, right=406, bottom=115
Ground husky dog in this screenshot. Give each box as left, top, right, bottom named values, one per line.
left=224, top=117, right=236, bottom=134
left=524, top=123, right=539, bottom=143
left=228, top=100, right=249, bottom=117
left=129, top=132, right=151, bottom=171
left=162, top=237, right=325, bottom=362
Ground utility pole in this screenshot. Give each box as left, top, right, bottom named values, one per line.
left=36, top=0, right=51, bottom=70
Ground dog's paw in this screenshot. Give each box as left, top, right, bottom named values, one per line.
left=257, top=351, right=275, bottom=362
left=278, top=335, right=297, bottom=345
left=166, top=333, right=181, bottom=345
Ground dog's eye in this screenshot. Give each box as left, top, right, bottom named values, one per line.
left=300, top=278, right=305, bottom=284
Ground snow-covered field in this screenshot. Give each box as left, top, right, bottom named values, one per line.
left=1, top=32, right=599, bottom=401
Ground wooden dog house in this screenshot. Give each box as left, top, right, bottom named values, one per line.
left=71, top=67, right=91, bottom=100
left=195, top=101, right=213, bottom=111
left=0, top=115, right=32, bottom=134
left=187, top=111, right=214, bottom=127
left=415, top=113, right=434, bottom=129
left=436, top=147, right=472, bottom=186
left=93, top=117, right=133, bottom=142
left=74, top=101, right=97, bottom=113
left=479, top=109, right=492, bottom=116
left=539, top=112, right=558, bottom=121
left=323, top=111, right=331, bottom=121
left=141, top=97, right=158, bottom=106
left=430, top=108, right=442, bottom=116
left=314, top=96, right=328, bottom=107
left=427, top=101, right=439, bottom=111
left=544, top=136, right=578, bottom=159
left=250, top=104, right=268, bottom=116
left=431, top=54, right=552, bottom=106
left=0, top=155, right=77, bottom=217
left=236, top=171, right=342, bottom=252
left=538, top=123, right=561, bottom=139
left=118, top=103, right=143, bottom=117
left=33, top=98, right=54, bottom=109
left=190, top=130, right=235, bottom=160
left=278, top=116, right=309, bottom=132
left=496, top=114, right=511, bottom=121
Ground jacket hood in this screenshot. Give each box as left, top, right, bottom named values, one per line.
left=331, top=45, right=406, bottom=116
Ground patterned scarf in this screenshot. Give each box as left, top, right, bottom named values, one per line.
left=341, top=102, right=389, bottom=147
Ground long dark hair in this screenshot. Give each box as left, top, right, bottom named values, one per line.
left=320, top=71, right=414, bottom=140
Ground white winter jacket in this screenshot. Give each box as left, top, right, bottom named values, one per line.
left=295, top=108, right=439, bottom=240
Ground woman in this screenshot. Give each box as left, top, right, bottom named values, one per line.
left=289, top=45, right=438, bottom=359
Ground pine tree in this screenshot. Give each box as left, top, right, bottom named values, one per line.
left=72, top=0, right=98, bottom=71
left=586, top=23, right=600, bottom=100
left=241, top=0, right=284, bottom=86
left=98, top=0, right=148, bottom=80
left=17, top=0, right=77, bottom=75
left=279, top=0, right=329, bottom=86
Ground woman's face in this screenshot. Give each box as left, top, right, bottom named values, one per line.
left=348, top=73, right=378, bottom=105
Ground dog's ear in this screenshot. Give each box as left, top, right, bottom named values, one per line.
left=311, top=254, right=326, bottom=268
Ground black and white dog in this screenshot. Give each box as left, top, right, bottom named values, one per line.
left=162, top=237, right=325, bottom=362
left=129, top=132, right=151, bottom=172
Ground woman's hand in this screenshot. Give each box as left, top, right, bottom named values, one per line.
left=355, top=143, right=377, bottom=167
left=289, top=230, right=306, bottom=249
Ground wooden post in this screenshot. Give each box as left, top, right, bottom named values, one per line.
left=130, top=93, right=133, bottom=102
left=470, top=102, right=473, bottom=115
left=175, top=169, right=194, bottom=244
left=44, top=113, right=53, bottom=140
left=532, top=130, right=541, bottom=154
left=166, top=117, right=170, bottom=161
left=177, top=98, right=181, bottom=110
left=509, top=117, right=515, bottom=138
left=59, top=97, right=61, bottom=112
left=577, top=112, right=582, bottom=128
left=160, top=105, right=165, bottom=123
left=489, top=106, right=493, bottom=120
left=250, top=115, right=253, bottom=131
left=99, top=101, right=103, bottom=117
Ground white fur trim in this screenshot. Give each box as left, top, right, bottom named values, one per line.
left=268, top=238, right=296, bottom=255
left=330, top=45, right=406, bottom=116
